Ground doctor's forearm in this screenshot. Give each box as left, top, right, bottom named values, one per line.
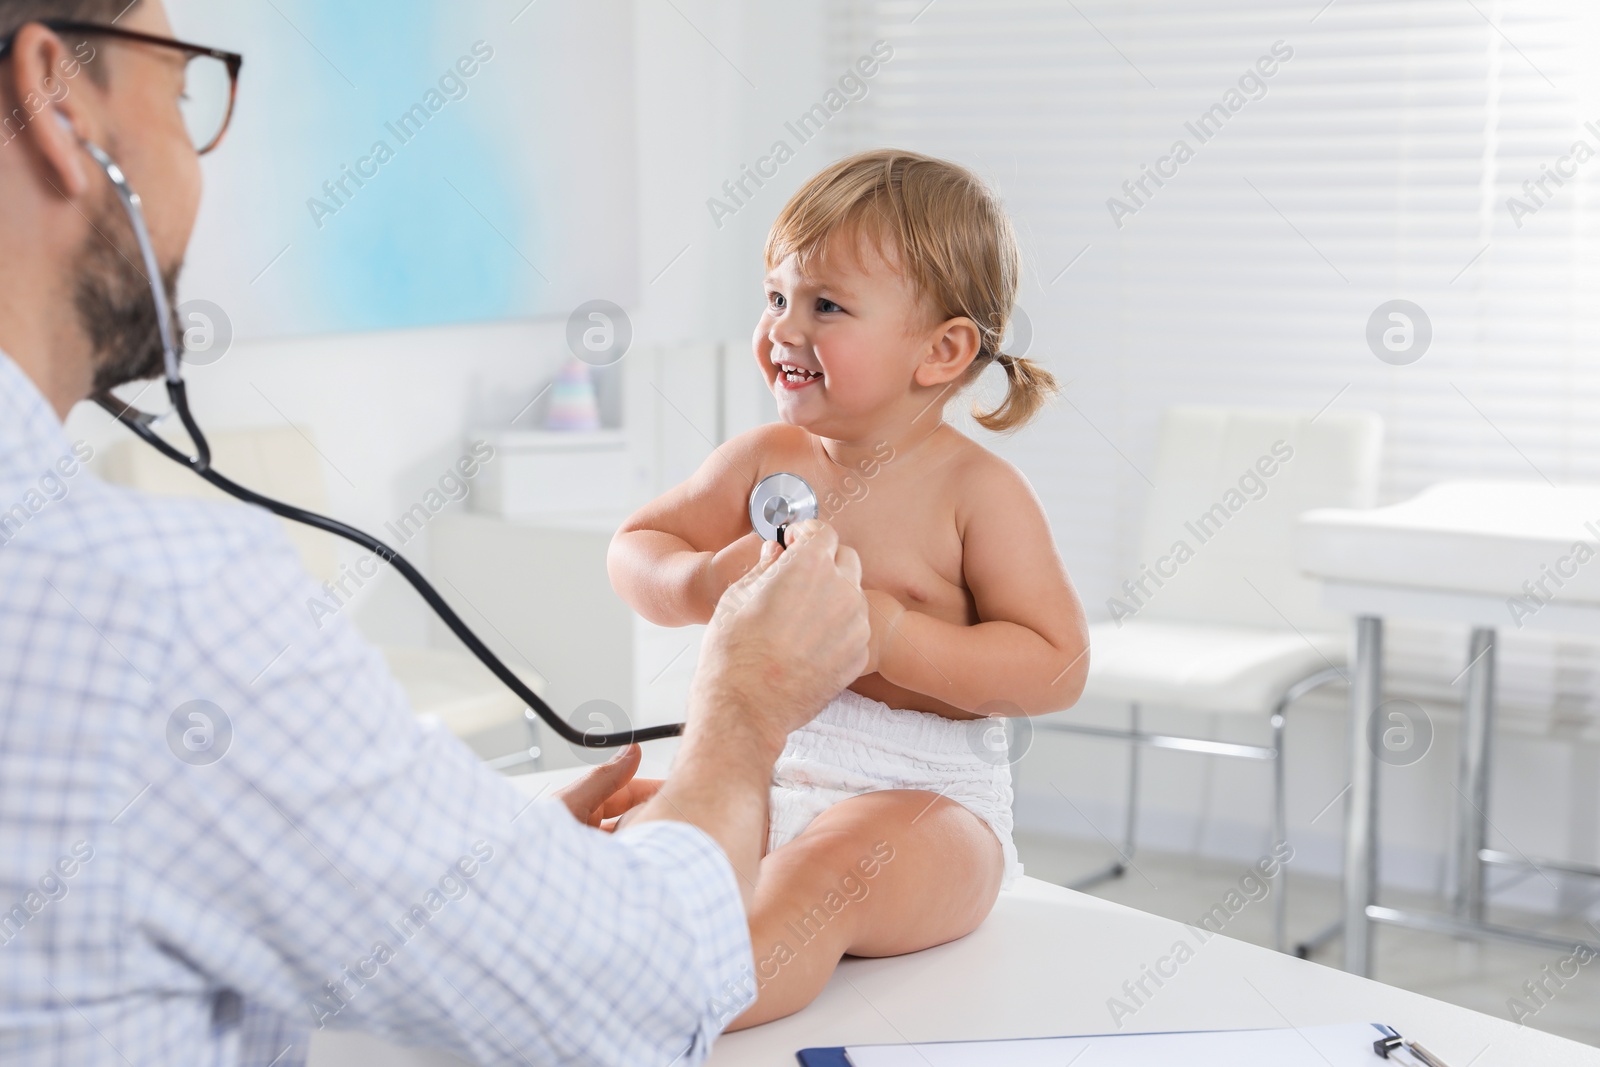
left=607, top=529, right=717, bottom=626
left=877, top=611, right=1089, bottom=716
left=624, top=689, right=779, bottom=909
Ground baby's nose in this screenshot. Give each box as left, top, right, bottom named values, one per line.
left=771, top=327, right=803, bottom=352
left=768, top=315, right=805, bottom=348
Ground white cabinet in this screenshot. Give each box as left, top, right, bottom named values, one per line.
left=472, top=429, right=630, bottom=518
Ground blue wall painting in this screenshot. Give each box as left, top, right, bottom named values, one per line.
left=167, top=0, right=639, bottom=340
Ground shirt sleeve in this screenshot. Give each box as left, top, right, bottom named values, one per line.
left=120, top=513, right=757, bottom=1066
left=612, top=820, right=761, bottom=1056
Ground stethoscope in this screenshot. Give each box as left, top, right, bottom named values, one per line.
left=747, top=472, right=819, bottom=548
left=74, top=125, right=821, bottom=752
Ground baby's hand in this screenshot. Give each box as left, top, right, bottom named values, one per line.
left=862, top=589, right=906, bottom=677
left=701, top=530, right=767, bottom=610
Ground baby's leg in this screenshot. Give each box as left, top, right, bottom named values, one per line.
left=726, top=789, right=1003, bottom=1031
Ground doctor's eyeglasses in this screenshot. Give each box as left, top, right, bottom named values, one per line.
left=0, top=20, right=242, bottom=156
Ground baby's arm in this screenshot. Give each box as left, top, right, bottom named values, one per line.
left=871, top=454, right=1089, bottom=716
left=607, top=425, right=785, bottom=627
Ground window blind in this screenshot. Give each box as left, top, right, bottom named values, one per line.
left=827, top=0, right=1600, bottom=733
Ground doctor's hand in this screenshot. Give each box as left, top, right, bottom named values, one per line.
left=554, top=744, right=661, bottom=832
left=692, top=519, right=869, bottom=755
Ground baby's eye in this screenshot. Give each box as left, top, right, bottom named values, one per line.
left=816, top=298, right=843, bottom=313
left=767, top=291, right=787, bottom=311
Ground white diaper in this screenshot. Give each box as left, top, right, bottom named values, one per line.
left=766, top=687, right=1024, bottom=891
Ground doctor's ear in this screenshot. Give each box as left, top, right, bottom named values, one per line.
left=2, top=23, right=93, bottom=196
left=37, top=104, right=91, bottom=196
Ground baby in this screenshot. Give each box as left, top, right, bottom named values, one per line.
left=607, top=149, right=1089, bottom=1028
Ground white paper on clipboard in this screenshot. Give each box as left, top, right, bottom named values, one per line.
left=843, top=1021, right=1396, bottom=1066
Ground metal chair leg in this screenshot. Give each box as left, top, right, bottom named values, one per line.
left=1271, top=702, right=1288, bottom=954
left=1295, top=918, right=1344, bottom=959
left=1267, top=665, right=1346, bottom=953
left=1068, top=702, right=1140, bottom=891
left=1067, top=862, right=1127, bottom=890
left=1056, top=669, right=1344, bottom=952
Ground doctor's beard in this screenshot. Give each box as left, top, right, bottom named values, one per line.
left=74, top=178, right=184, bottom=395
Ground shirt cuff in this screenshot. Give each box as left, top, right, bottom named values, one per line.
left=618, top=819, right=756, bottom=1060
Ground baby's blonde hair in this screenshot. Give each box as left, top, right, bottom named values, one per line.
left=765, top=148, right=1057, bottom=433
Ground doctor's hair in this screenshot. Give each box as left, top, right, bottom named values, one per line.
left=0, top=0, right=131, bottom=79
left=765, top=148, right=1058, bottom=434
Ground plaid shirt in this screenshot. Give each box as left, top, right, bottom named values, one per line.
left=0, top=351, right=754, bottom=1065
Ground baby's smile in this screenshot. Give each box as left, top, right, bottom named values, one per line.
left=773, top=357, right=824, bottom=390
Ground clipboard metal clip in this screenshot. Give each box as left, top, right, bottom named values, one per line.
left=1374, top=1032, right=1451, bottom=1067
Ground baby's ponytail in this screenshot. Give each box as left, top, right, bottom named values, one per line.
left=972, top=350, right=1059, bottom=434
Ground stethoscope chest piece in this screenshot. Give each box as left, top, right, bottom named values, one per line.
left=749, top=472, right=819, bottom=547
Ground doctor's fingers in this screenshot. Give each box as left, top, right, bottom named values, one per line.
left=595, top=777, right=664, bottom=822
left=788, top=545, right=871, bottom=666
left=771, top=536, right=859, bottom=612
left=833, top=543, right=863, bottom=590
left=727, top=522, right=859, bottom=636
left=778, top=520, right=864, bottom=590
left=778, top=518, right=837, bottom=559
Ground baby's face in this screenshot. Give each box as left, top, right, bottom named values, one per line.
left=755, top=231, right=935, bottom=434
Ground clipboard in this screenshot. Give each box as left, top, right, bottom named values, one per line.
left=798, top=1022, right=1405, bottom=1066
left=795, top=1050, right=852, bottom=1067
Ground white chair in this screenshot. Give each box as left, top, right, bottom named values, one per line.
left=1041, top=405, right=1382, bottom=953
left=98, top=423, right=545, bottom=769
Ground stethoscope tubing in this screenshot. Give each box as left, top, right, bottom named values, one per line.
left=97, top=382, right=685, bottom=749
left=77, top=131, right=679, bottom=749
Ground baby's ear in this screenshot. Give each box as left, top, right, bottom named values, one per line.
left=915, top=316, right=982, bottom=387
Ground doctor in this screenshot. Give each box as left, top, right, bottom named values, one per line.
left=0, top=2, right=870, bottom=1064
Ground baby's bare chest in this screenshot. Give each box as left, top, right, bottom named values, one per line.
left=776, top=451, right=974, bottom=623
